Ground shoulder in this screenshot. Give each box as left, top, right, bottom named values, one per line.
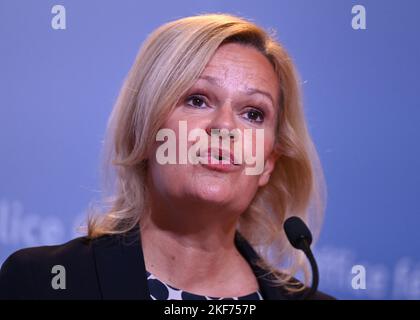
left=234, top=232, right=335, bottom=300
left=0, top=236, right=99, bottom=299
left=0, top=236, right=93, bottom=274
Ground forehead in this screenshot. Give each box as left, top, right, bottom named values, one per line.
left=199, top=43, right=280, bottom=103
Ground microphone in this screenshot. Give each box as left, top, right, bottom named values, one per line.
left=283, top=216, right=319, bottom=300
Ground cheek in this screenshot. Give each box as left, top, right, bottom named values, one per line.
left=241, top=127, right=276, bottom=173
left=166, top=108, right=204, bottom=130
left=148, top=160, right=177, bottom=195
left=261, top=124, right=276, bottom=154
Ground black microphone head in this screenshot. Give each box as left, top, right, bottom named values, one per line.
left=283, top=216, right=313, bottom=250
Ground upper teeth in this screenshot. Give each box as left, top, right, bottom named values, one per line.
left=196, top=149, right=230, bottom=162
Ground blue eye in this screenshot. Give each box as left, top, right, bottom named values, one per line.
left=243, top=108, right=265, bottom=123
left=186, top=95, right=207, bottom=108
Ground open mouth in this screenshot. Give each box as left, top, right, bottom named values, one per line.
left=196, top=147, right=238, bottom=165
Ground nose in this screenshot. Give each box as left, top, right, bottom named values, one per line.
left=205, top=103, right=238, bottom=140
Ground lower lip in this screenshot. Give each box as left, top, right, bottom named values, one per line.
left=199, top=155, right=240, bottom=173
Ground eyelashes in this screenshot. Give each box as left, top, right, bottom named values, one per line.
left=242, top=108, right=265, bottom=123
left=185, top=94, right=266, bottom=124
left=185, top=94, right=207, bottom=109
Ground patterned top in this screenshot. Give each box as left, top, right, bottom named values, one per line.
left=146, top=270, right=264, bottom=300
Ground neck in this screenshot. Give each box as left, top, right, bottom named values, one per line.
left=139, top=198, right=251, bottom=294
left=141, top=200, right=241, bottom=262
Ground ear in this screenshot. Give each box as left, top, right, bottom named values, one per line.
left=258, top=148, right=280, bottom=187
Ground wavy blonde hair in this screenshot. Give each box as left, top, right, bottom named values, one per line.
left=87, top=13, right=327, bottom=292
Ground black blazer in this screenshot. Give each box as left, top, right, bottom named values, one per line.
left=0, top=226, right=333, bottom=300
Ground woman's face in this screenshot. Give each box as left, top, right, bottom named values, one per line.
left=148, top=43, right=280, bottom=215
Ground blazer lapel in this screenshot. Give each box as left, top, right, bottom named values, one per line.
left=92, top=225, right=288, bottom=300
left=92, top=228, right=151, bottom=300
left=234, top=232, right=288, bottom=300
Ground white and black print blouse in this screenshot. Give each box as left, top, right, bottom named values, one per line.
left=146, top=270, right=264, bottom=300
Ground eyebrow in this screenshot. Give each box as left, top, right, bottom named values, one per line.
left=198, top=75, right=275, bottom=106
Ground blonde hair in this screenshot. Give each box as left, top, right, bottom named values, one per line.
left=87, top=13, right=327, bottom=292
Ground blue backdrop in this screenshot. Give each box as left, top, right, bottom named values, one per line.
left=1, top=0, right=419, bottom=299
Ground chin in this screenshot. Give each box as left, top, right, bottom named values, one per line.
left=188, top=180, right=233, bottom=205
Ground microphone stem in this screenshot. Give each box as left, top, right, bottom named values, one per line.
left=302, top=239, right=319, bottom=300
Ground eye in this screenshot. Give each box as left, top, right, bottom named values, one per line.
left=242, top=108, right=265, bottom=123
left=185, top=95, right=208, bottom=109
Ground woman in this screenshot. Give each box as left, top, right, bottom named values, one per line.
left=0, top=13, right=331, bottom=300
